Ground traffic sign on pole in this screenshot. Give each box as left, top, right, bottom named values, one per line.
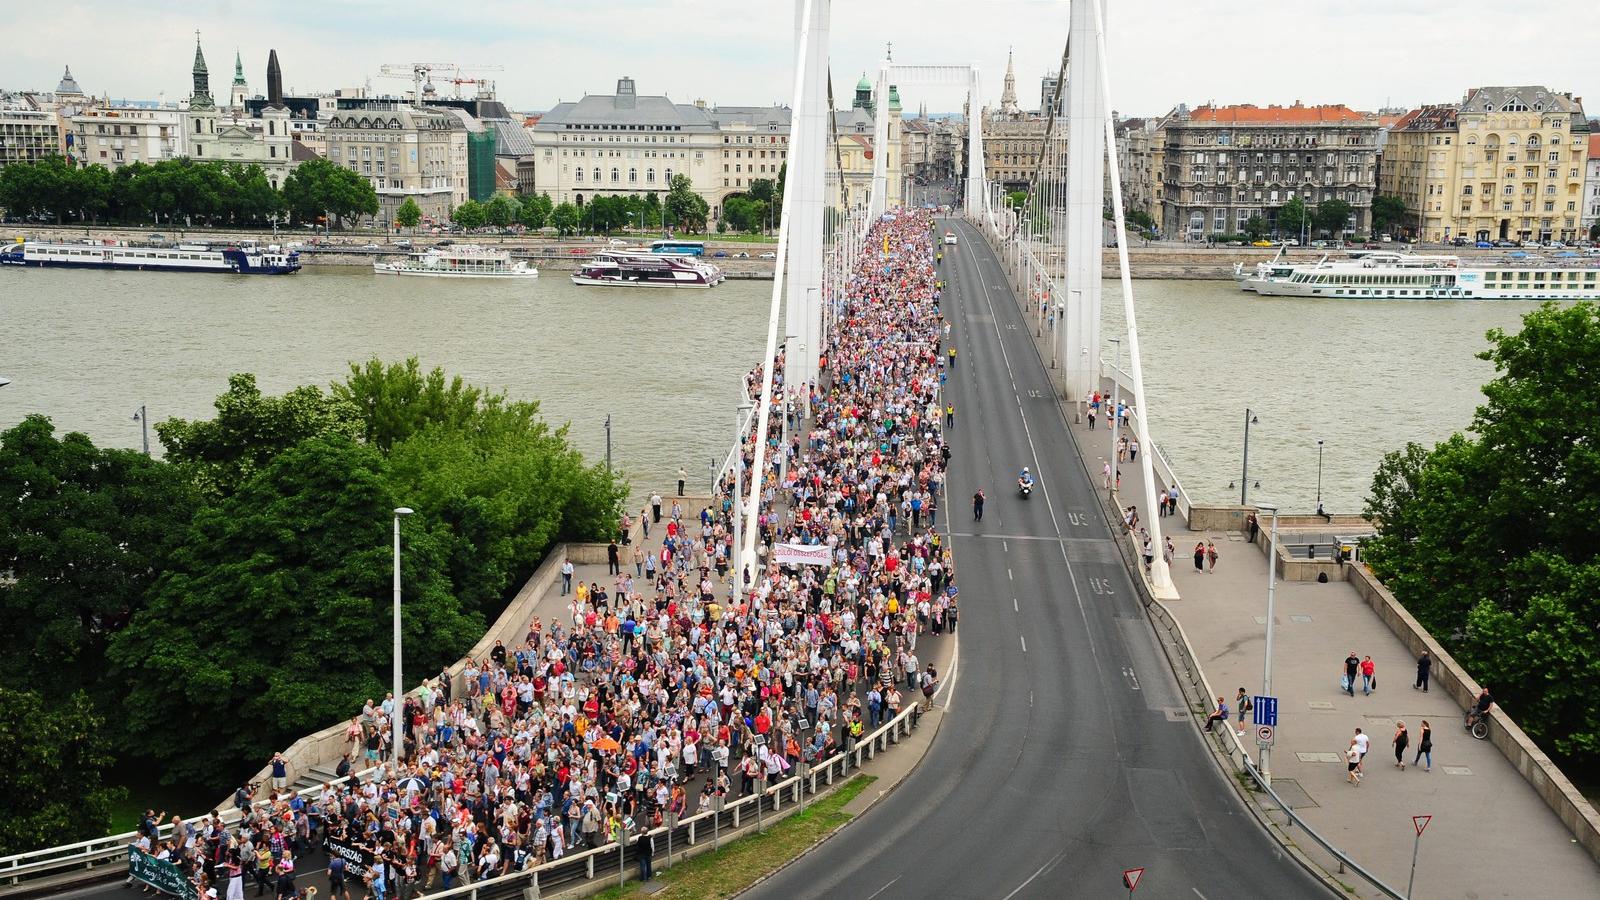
left=1252, top=695, right=1279, bottom=727
left=1122, top=867, right=1145, bottom=892
left=1256, top=724, right=1275, bottom=747
left=1412, top=814, right=1432, bottom=836
left=1408, top=814, right=1432, bottom=898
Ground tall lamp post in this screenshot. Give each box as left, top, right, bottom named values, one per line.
left=391, top=506, right=414, bottom=766
left=132, top=405, right=151, bottom=457
left=1316, top=439, right=1325, bottom=514
left=1238, top=408, right=1259, bottom=506
left=1256, top=502, right=1280, bottom=787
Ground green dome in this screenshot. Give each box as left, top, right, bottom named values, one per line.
left=856, top=73, right=872, bottom=92
left=888, top=85, right=902, bottom=111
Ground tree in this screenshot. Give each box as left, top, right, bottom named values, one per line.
left=394, top=196, right=422, bottom=230
left=550, top=202, right=580, bottom=236
left=518, top=193, right=552, bottom=231
left=451, top=199, right=487, bottom=231
left=0, top=416, right=197, bottom=707
left=663, top=174, right=708, bottom=233
left=1315, top=199, right=1352, bottom=238
left=0, top=688, right=124, bottom=854
left=1005, top=191, right=1029, bottom=210
left=1243, top=215, right=1267, bottom=241
left=281, top=158, right=377, bottom=228
left=109, top=436, right=481, bottom=787
left=156, top=373, right=363, bottom=498
left=749, top=179, right=776, bottom=206
left=1277, top=196, right=1307, bottom=238
left=332, top=357, right=492, bottom=452
left=1364, top=301, right=1600, bottom=761
left=484, top=194, right=520, bottom=229
left=1372, top=194, right=1409, bottom=237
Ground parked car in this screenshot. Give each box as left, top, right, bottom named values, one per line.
left=361, top=243, right=381, bottom=250
left=758, top=251, right=777, bottom=259
left=1362, top=242, right=1382, bottom=249
left=713, top=250, right=729, bottom=258
left=736, top=251, right=751, bottom=259
left=1282, top=238, right=1300, bottom=247
left=568, top=247, right=589, bottom=255
left=1310, top=240, right=1329, bottom=249
left=1493, top=239, right=1517, bottom=248
left=1250, top=240, right=1274, bottom=248
left=608, top=238, right=627, bottom=246
left=394, top=240, right=412, bottom=249
left=436, top=239, right=455, bottom=246
left=148, top=233, right=166, bottom=243
left=1545, top=240, right=1565, bottom=249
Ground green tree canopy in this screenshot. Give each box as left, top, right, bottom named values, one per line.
left=451, top=199, right=487, bottom=231
left=109, top=436, right=480, bottom=786
left=1364, top=301, right=1600, bottom=761
left=156, top=373, right=363, bottom=497
left=1372, top=194, right=1408, bottom=236
left=551, top=202, right=579, bottom=236
left=484, top=194, right=520, bottom=229
left=664, top=174, right=708, bottom=233
left=394, top=196, right=422, bottom=229
left=518, top=193, right=553, bottom=231
left=0, top=416, right=197, bottom=706
left=1276, top=196, right=1307, bottom=237
left=1243, top=214, right=1267, bottom=241
left=1315, top=199, right=1352, bottom=237
left=0, top=688, right=124, bottom=854
left=280, top=158, right=377, bottom=228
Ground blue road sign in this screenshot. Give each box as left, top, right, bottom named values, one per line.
left=1253, top=695, right=1279, bottom=727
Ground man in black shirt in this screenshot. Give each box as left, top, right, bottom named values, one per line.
left=1344, top=652, right=1360, bottom=696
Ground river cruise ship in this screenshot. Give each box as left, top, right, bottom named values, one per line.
left=1243, top=252, right=1600, bottom=300
left=571, top=250, right=724, bottom=288
left=1, top=240, right=300, bottom=274
left=372, top=245, right=537, bottom=278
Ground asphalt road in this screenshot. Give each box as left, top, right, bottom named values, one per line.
left=742, top=219, right=1333, bottom=900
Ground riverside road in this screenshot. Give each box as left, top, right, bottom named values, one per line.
left=742, top=219, right=1331, bottom=900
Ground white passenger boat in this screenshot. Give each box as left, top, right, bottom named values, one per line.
left=0, top=240, right=300, bottom=274
left=372, top=245, right=537, bottom=278
left=570, top=250, right=724, bottom=288
left=1245, top=251, right=1600, bottom=300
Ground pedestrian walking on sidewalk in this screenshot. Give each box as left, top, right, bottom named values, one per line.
left=1205, top=540, right=1219, bottom=573
left=1088, top=405, right=1097, bottom=430
left=1353, top=727, right=1370, bottom=771
left=972, top=489, right=985, bottom=521
left=607, top=540, right=620, bottom=576
left=1346, top=741, right=1363, bottom=785
left=1193, top=541, right=1206, bottom=573
left=945, top=403, right=955, bottom=429
left=1392, top=721, right=1410, bottom=769
left=1343, top=651, right=1360, bottom=696
left=1246, top=511, right=1260, bottom=544
left=651, top=491, right=663, bottom=523
left=1414, top=721, right=1433, bottom=771
left=1414, top=650, right=1432, bottom=692
left=1129, top=437, right=1140, bottom=462
left=1163, top=537, right=1175, bottom=571
left=1235, top=688, right=1253, bottom=736
left=1361, top=655, right=1376, bottom=695
left=561, top=558, right=574, bottom=595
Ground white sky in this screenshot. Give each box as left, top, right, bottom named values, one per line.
left=6, top=1, right=1598, bottom=120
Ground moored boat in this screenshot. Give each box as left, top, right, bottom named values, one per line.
left=0, top=239, right=299, bottom=274
left=372, top=245, right=537, bottom=278
left=571, top=250, right=724, bottom=288
left=1246, top=251, right=1600, bottom=300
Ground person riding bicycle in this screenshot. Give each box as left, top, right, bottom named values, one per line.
left=1467, top=687, right=1493, bottom=727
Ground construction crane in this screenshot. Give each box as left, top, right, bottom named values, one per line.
left=375, top=63, right=504, bottom=103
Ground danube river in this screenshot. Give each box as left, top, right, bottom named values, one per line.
left=1, top=265, right=774, bottom=497
left=1, top=266, right=1541, bottom=512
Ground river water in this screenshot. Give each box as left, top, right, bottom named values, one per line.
left=1, top=266, right=1536, bottom=513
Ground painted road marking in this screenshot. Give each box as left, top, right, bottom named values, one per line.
left=866, top=877, right=900, bottom=900
left=1019, top=635, right=1028, bottom=652
left=1013, top=597, right=1019, bottom=612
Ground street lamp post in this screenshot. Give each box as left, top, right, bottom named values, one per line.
left=1316, top=439, right=1325, bottom=514
left=391, top=506, right=414, bottom=766
left=132, top=405, right=151, bottom=457
left=1256, top=502, right=1280, bottom=787
left=1239, top=408, right=1259, bottom=506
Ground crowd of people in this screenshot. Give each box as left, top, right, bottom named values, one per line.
left=124, top=208, right=956, bottom=899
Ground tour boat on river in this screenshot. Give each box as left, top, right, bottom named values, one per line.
left=570, top=250, right=724, bottom=288
left=372, top=245, right=537, bottom=278
left=1239, top=251, right=1600, bottom=300
left=0, top=240, right=300, bottom=274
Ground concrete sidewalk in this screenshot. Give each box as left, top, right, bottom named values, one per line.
left=1075, top=410, right=1600, bottom=897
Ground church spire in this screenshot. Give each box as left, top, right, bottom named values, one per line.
left=190, top=30, right=214, bottom=109
left=233, top=49, right=246, bottom=86
left=1000, top=46, right=1020, bottom=117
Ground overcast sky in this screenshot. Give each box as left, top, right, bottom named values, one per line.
left=7, top=1, right=1599, bottom=119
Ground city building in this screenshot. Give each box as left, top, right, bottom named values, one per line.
left=183, top=37, right=298, bottom=187
left=982, top=51, right=1056, bottom=193
left=531, top=76, right=723, bottom=215
left=67, top=103, right=185, bottom=170
left=1159, top=102, right=1380, bottom=240
left=1381, top=86, right=1590, bottom=243
left=707, top=102, right=791, bottom=206
left=0, top=103, right=65, bottom=167
left=1040, top=72, right=1063, bottom=117
left=325, top=102, right=461, bottom=225
left=901, top=115, right=932, bottom=182
left=1584, top=134, right=1600, bottom=238
left=1115, top=116, right=1165, bottom=222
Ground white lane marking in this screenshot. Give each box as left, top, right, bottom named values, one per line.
left=999, top=849, right=1066, bottom=900
left=1002, top=539, right=1009, bottom=552
left=1193, top=890, right=1210, bottom=900
left=957, top=226, right=1097, bottom=656
left=1019, top=635, right=1027, bottom=652
left=866, top=876, right=901, bottom=900
left=941, top=630, right=961, bottom=714
left=1013, top=597, right=1019, bottom=612
left=1007, top=567, right=1014, bottom=580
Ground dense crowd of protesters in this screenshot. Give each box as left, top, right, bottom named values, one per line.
left=125, top=208, right=954, bottom=899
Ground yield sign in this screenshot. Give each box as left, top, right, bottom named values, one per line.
left=1412, top=815, right=1432, bottom=836
left=1123, top=867, right=1145, bottom=891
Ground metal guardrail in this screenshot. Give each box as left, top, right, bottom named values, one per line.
left=0, top=762, right=383, bottom=892
left=3, top=699, right=931, bottom=898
